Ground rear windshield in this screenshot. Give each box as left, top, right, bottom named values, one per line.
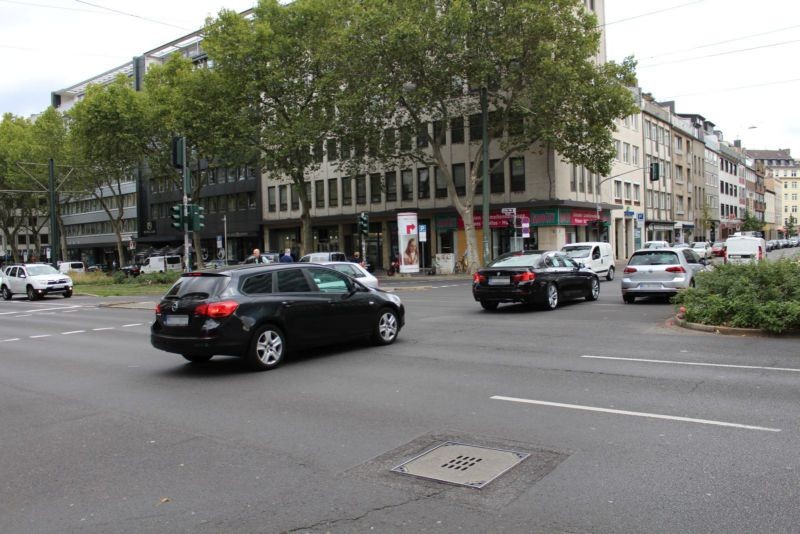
left=629, top=251, right=680, bottom=266
left=165, top=274, right=229, bottom=299
left=166, top=257, right=181, bottom=265
left=487, top=252, right=543, bottom=268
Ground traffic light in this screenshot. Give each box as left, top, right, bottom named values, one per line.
left=171, top=136, right=184, bottom=169
left=358, top=212, right=369, bottom=235
left=649, top=161, right=660, bottom=182
left=190, top=204, right=205, bottom=232
left=170, top=204, right=183, bottom=230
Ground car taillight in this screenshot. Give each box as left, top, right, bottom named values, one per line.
left=195, top=301, right=239, bottom=318
left=473, top=273, right=487, bottom=284
left=155, top=303, right=163, bottom=315
left=665, top=266, right=686, bottom=273
left=623, top=267, right=637, bottom=273
left=512, top=271, right=536, bottom=283
left=758, top=246, right=763, bottom=260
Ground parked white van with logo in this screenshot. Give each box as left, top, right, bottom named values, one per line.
left=724, top=236, right=767, bottom=264
left=140, top=255, right=182, bottom=274
left=58, top=261, right=85, bottom=274
left=561, top=242, right=616, bottom=280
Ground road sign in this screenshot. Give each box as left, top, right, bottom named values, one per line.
left=501, top=207, right=517, bottom=216
left=419, top=224, right=427, bottom=242
left=217, top=235, right=223, bottom=249
left=128, top=240, right=136, bottom=250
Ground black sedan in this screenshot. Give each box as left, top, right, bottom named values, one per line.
left=151, top=263, right=405, bottom=371
left=472, top=250, right=600, bottom=311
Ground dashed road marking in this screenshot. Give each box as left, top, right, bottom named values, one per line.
left=92, top=327, right=115, bottom=331
left=61, top=330, right=86, bottom=335
left=122, top=323, right=143, bottom=328
left=30, top=335, right=51, bottom=339
left=1, top=338, right=21, bottom=343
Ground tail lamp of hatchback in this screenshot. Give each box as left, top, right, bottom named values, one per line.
left=156, top=301, right=239, bottom=319
left=624, top=266, right=686, bottom=274
left=473, top=272, right=536, bottom=283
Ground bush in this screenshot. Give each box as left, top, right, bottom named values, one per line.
left=674, top=260, right=800, bottom=334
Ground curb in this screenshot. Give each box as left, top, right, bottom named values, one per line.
left=672, top=315, right=800, bottom=337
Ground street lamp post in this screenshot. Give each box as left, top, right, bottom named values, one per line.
left=481, top=86, right=490, bottom=265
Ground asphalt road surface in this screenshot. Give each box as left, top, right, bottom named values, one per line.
left=1, top=271, right=798, bottom=533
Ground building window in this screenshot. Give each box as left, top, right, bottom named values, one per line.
left=624, top=182, right=632, bottom=201
left=579, top=166, right=585, bottom=193
left=416, top=123, right=429, bottom=148
left=418, top=167, right=430, bottom=199
left=452, top=163, right=466, bottom=196
left=399, top=126, right=412, bottom=151
left=370, top=173, right=382, bottom=203
left=451, top=117, right=464, bottom=144
left=469, top=114, right=482, bottom=142
left=326, top=139, right=338, bottom=162
left=510, top=157, right=525, bottom=192
left=401, top=169, right=413, bottom=201
left=587, top=171, right=593, bottom=194
left=342, top=176, right=352, bottom=206
left=267, top=187, right=276, bottom=212
left=614, top=140, right=621, bottom=161
left=385, top=171, right=397, bottom=202
left=433, top=120, right=446, bottom=145
left=291, top=186, right=299, bottom=210
left=435, top=167, right=447, bottom=198
left=623, top=143, right=631, bottom=163
left=356, top=175, right=366, bottom=204
left=613, top=180, right=622, bottom=200
left=490, top=159, right=504, bottom=194
left=570, top=165, right=577, bottom=192
left=633, top=183, right=641, bottom=203
left=315, top=180, right=325, bottom=209
left=279, top=185, right=287, bottom=211
left=328, top=178, right=338, bottom=207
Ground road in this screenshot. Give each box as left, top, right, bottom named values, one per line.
left=1, top=267, right=799, bottom=533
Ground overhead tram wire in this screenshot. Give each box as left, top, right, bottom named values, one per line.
left=639, top=38, right=800, bottom=69
left=661, top=76, right=800, bottom=99
left=600, top=0, right=705, bottom=28
left=72, top=0, right=191, bottom=31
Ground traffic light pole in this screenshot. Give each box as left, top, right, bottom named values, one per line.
left=181, top=137, right=191, bottom=272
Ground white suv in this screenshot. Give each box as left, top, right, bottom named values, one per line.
left=1, top=264, right=74, bottom=300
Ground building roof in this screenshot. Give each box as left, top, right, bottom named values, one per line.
left=747, top=149, right=793, bottom=161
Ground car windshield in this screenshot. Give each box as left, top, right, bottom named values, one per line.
left=487, top=252, right=542, bottom=268
left=165, top=274, right=229, bottom=300
left=562, top=246, right=591, bottom=258
left=26, top=265, right=60, bottom=276
left=629, top=251, right=680, bottom=266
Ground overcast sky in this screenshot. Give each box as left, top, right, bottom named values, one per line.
left=2, top=0, right=799, bottom=154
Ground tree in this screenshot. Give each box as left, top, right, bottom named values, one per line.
left=698, top=199, right=713, bottom=241
left=68, top=76, right=152, bottom=267
left=0, top=113, right=32, bottom=263
left=340, top=0, right=637, bottom=272
left=202, top=0, right=355, bottom=256
left=786, top=214, right=798, bottom=238
left=740, top=209, right=764, bottom=233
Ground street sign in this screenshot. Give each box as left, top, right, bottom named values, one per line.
left=217, top=235, right=223, bottom=249
left=501, top=207, right=517, bottom=216
left=419, top=224, right=427, bottom=243
left=636, top=213, right=644, bottom=221
left=128, top=240, right=136, bottom=251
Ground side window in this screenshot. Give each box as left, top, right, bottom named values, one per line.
left=276, top=269, right=312, bottom=293
left=562, top=255, right=579, bottom=268
left=544, top=256, right=554, bottom=268
left=8, top=267, right=17, bottom=277
left=683, top=250, right=699, bottom=264
left=308, top=267, right=351, bottom=293
left=592, top=247, right=601, bottom=260
left=241, top=272, right=273, bottom=294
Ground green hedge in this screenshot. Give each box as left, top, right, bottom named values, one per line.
left=673, top=260, right=800, bottom=334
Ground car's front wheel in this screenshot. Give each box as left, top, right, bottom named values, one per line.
left=373, top=308, right=399, bottom=345
left=480, top=300, right=499, bottom=311
left=182, top=354, right=213, bottom=363
left=606, top=266, right=615, bottom=281
left=247, top=324, right=286, bottom=371
left=544, top=283, right=559, bottom=310
left=586, top=277, right=600, bottom=301
left=26, top=286, right=39, bottom=301
left=1, top=286, right=11, bottom=301
left=63, top=289, right=73, bottom=298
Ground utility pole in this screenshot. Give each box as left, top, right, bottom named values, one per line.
left=481, top=86, right=490, bottom=265
left=181, top=137, right=191, bottom=272
left=48, top=159, right=60, bottom=268
left=223, top=214, right=228, bottom=266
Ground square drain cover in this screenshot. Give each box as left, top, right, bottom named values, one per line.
left=391, top=441, right=529, bottom=489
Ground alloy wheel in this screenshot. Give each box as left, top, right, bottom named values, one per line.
left=546, top=283, right=559, bottom=309
left=256, top=329, right=284, bottom=366
left=377, top=310, right=398, bottom=343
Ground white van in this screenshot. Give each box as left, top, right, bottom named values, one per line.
left=58, top=261, right=85, bottom=274
left=724, top=236, right=767, bottom=264
left=561, top=242, right=616, bottom=280
left=140, top=255, right=182, bottom=274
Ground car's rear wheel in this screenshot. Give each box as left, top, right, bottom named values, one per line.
left=480, top=300, right=499, bottom=311
left=247, top=324, right=286, bottom=371
left=26, top=286, right=39, bottom=301
left=1, top=286, right=11, bottom=301
left=606, top=266, right=615, bottom=281
left=182, top=354, right=213, bottom=363
left=623, top=294, right=636, bottom=304
left=544, top=283, right=559, bottom=310
left=373, top=308, right=399, bottom=345
left=63, top=289, right=73, bottom=298
left=586, top=277, right=600, bottom=301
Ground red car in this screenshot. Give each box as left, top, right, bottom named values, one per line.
left=711, top=241, right=726, bottom=257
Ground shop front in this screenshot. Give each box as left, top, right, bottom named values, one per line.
left=530, top=207, right=611, bottom=250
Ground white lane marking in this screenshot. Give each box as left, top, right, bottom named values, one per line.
left=62, top=310, right=79, bottom=313
left=1, top=338, right=21, bottom=342
left=491, top=395, right=781, bottom=433
left=122, top=323, right=143, bottom=328
left=0, top=305, right=84, bottom=315
left=582, top=355, right=800, bottom=373
left=92, top=327, right=115, bottom=331
left=61, top=330, right=85, bottom=335
left=15, top=314, right=32, bottom=317
left=30, top=335, right=51, bottom=339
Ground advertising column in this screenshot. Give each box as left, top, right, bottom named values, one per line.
left=397, top=212, right=419, bottom=274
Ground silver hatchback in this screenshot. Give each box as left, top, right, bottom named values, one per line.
left=621, top=247, right=708, bottom=303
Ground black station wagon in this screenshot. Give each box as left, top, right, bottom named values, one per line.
left=151, top=263, right=405, bottom=371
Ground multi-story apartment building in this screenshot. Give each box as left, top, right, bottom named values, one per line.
left=718, top=143, right=745, bottom=239
left=764, top=187, right=777, bottom=239
left=641, top=98, right=674, bottom=243
left=662, top=103, right=701, bottom=244
left=749, top=149, right=799, bottom=236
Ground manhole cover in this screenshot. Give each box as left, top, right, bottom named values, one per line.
left=391, top=442, right=529, bottom=489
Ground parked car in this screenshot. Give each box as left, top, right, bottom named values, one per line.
left=690, top=241, right=712, bottom=259
left=711, top=241, right=726, bottom=257
left=58, top=261, right=85, bottom=274
left=472, top=250, right=600, bottom=311
left=299, top=252, right=347, bottom=263
left=140, top=255, right=182, bottom=274
left=318, top=261, right=380, bottom=288
left=561, top=241, right=615, bottom=281
left=151, top=263, right=404, bottom=371
left=1, top=263, right=73, bottom=300
left=120, top=264, right=141, bottom=277
left=642, top=240, right=670, bottom=249
left=672, top=243, right=690, bottom=249
left=243, top=252, right=280, bottom=264
left=86, top=264, right=108, bottom=273
left=724, top=236, right=767, bottom=264
left=621, top=248, right=708, bottom=303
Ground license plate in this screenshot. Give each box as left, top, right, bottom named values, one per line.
left=488, top=277, right=510, bottom=285
left=164, top=315, right=189, bottom=326
left=639, top=283, right=662, bottom=289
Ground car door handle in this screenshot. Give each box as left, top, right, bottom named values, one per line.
left=281, top=301, right=293, bottom=308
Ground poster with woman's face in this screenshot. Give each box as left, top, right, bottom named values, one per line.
left=397, top=212, right=419, bottom=274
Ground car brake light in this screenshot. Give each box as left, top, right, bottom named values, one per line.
left=512, top=271, right=536, bottom=282
left=473, top=273, right=487, bottom=283
left=665, top=266, right=686, bottom=273
left=155, top=303, right=163, bottom=315
left=623, top=267, right=637, bottom=273
left=195, top=301, right=239, bottom=318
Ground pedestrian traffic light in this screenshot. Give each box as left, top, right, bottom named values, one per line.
left=649, top=161, right=660, bottom=181
left=190, top=204, right=205, bottom=232
left=170, top=204, right=183, bottom=230
left=358, top=212, right=369, bottom=235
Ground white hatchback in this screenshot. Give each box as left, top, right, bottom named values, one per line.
left=318, top=261, right=379, bottom=288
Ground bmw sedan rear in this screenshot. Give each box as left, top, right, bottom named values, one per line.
left=621, top=248, right=707, bottom=303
